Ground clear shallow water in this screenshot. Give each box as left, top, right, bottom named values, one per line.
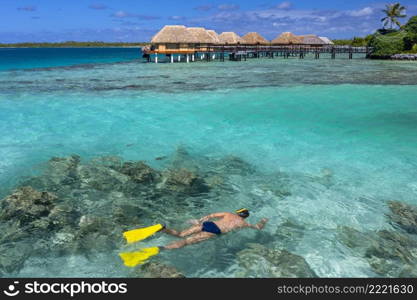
left=0, top=47, right=141, bottom=71
left=1, top=49, right=417, bottom=277
left=2, top=54, right=417, bottom=95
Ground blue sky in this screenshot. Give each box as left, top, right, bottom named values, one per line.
left=1, top=0, right=417, bottom=42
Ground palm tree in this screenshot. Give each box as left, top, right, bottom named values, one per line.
left=381, top=3, right=407, bottom=29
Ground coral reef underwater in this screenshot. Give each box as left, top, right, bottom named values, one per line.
left=0, top=147, right=416, bottom=278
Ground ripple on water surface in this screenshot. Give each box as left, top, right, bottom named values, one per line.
left=1, top=53, right=417, bottom=277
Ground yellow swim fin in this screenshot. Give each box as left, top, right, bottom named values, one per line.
left=119, top=247, right=160, bottom=267
left=123, top=224, right=164, bottom=244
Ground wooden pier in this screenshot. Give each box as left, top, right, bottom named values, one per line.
left=143, top=45, right=373, bottom=63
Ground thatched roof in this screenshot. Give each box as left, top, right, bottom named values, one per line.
left=242, top=32, right=269, bottom=45
left=151, top=25, right=198, bottom=43
left=187, top=27, right=216, bottom=43
left=300, top=35, right=326, bottom=45
left=319, top=36, right=334, bottom=45
left=218, top=32, right=245, bottom=44
left=271, top=32, right=302, bottom=44
left=206, top=30, right=221, bottom=44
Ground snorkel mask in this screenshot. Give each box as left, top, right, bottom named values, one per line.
left=236, top=208, right=250, bottom=218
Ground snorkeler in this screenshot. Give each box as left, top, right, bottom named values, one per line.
left=119, top=209, right=268, bottom=267
left=160, top=209, right=268, bottom=249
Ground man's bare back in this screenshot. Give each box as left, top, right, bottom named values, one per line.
left=161, top=209, right=268, bottom=250
left=199, top=212, right=265, bottom=233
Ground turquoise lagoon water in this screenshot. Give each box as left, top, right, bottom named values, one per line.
left=0, top=47, right=140, bottom=71
left=1, top=49, right=417, bottom=277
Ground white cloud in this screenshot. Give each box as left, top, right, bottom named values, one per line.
left=111, top=11, right=160, bottom=20
left=272, top=22, right=289, bottom=27
left=276, top=2, right=293, bottom=10
left=185, top=3, right=386, bottom=39
left=218, top=4, right=240, bottom=11
left=17, top=6, right=37, bottom=12
left=347, top=7, right=374, bottom=17
left=113, top=10, right=128, bottom=18
left=169, top=16, right=185, bottom=20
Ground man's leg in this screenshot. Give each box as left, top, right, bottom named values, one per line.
left=163, top=232, right=214, bottom=250
left=162, top=224, right=201, bottom=237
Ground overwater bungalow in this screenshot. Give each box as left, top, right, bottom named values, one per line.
left=218, top=32, right=245, bottom=45
left=149, top=26, right=333, bottom=52
left=319, top=36, right=334, bottom=45
left=299, top=34, right=326, bottom=46
left=150, top=25, right=198, bottom=54
left=187, top=27, right=217, bottom=51
left=206, top=30, right=221, bottom=44
left=145, top=25, right=362, bottom=63
left=242, top=32, right=270, bottom=45
left=271, top=32, right=302, bottom=45
left=148, top=25, right=222, bottom=62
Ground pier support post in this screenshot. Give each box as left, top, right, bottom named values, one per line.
left=171, top=55, right=174, bottom=63
left=178, top=55, right=181, bottom=62
left=186, top=54, right=190, bottom=63
left=154, top=55, right=158, bottom=63
left=192, top=54, right=195, bottom=62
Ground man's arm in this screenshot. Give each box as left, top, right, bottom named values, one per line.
left=198, top=212, right=228, bottom=223
left=245, top=218, right=268, bottom=230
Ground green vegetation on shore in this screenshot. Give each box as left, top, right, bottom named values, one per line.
left=333, top=36, right=373, bottom=47
left=0, top=41, right=149, bottom=48
left=381, top=2, right=406, bottom=29
left=368, top=15, right=417, bottom=57
left=367, top=3, right=417, bottom=57
left=368, top=30, right=407, bottom=57
left=334, top=3, right=417, bottom=58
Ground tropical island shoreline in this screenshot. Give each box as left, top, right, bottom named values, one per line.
left=2, top=4, right=417, bottom=60
left=0, top=42, right=149, bottom=48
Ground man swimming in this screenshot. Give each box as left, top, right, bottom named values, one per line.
left=119, top=209, right=269, bottom=266
left=160, top=209, right=268, bottom=250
